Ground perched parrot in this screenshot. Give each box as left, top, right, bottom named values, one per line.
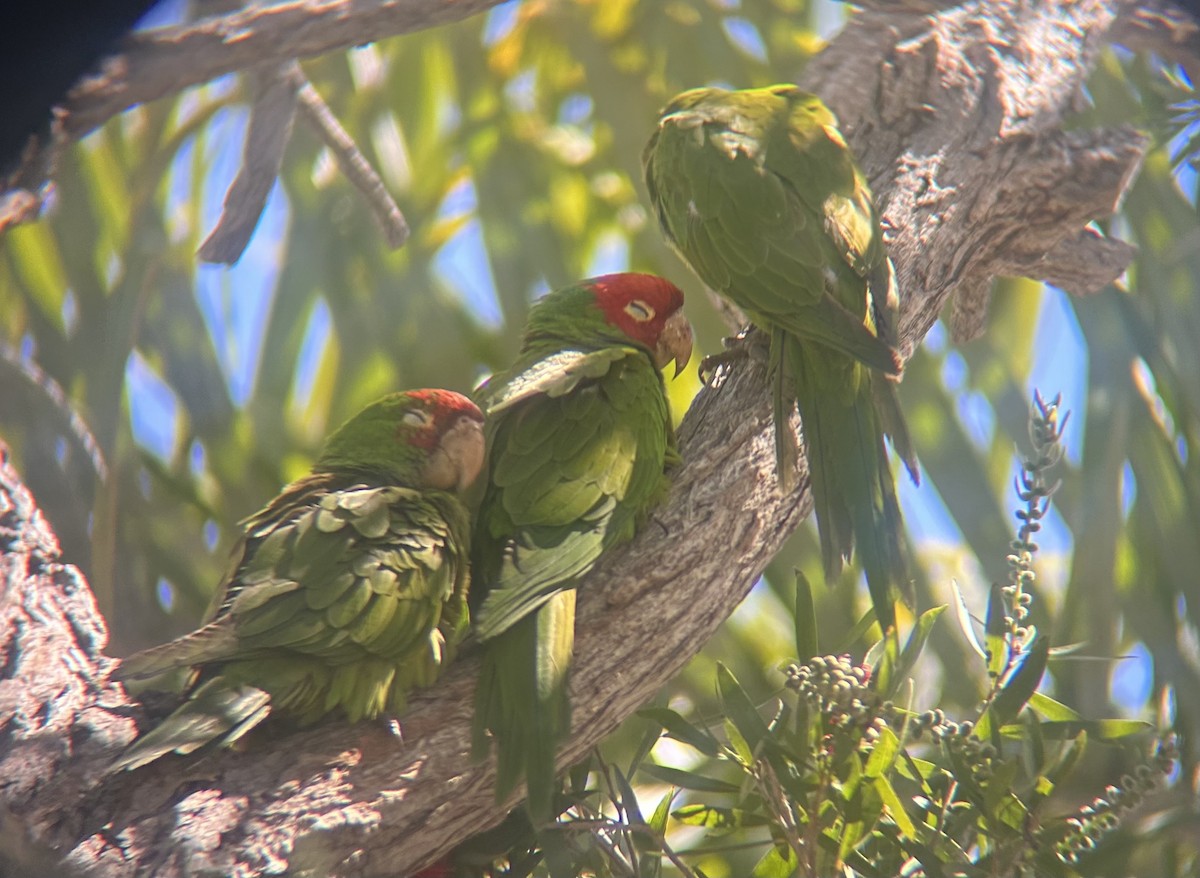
left=471, top=272, right=693, bottom=821
left=643, top=85, right=919, bottom=630
left=111, top=389, right=485, bottom=771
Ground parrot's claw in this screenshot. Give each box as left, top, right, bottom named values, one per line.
left=698, top=327, right=768, bottom=385
left=383, top=716, right=405, bottom=744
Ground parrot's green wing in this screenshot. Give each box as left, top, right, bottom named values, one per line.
left=483, top=347, right=629, bottom=415
left=645, top=103, right=899, bottom=376
left=113, top=478, right=469, bottom=771
left=475, top=347, right=670, bottom=636
left=472, top=346, right=673, bottom=820
left=644, top=86, right=917, bottom=631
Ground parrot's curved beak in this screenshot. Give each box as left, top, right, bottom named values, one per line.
left=656, top=309, right=694, bottom=378
left=426, top=413, right=486, bottom=494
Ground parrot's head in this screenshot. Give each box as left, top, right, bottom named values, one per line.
left=316, top=389, right=485, bottom=494
left=588, top=273, right=694, bottom=376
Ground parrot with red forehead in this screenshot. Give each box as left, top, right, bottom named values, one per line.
left=471, top=272, right=693, bottom=820
left=643, top=84, right=918, bottom=630
left=112, top=389, right=485, bottom=771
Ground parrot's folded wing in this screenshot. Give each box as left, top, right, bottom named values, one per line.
left=483, top=348, right=632, bottom=414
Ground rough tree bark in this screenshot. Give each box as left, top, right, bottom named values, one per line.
left=0, top=0, right=1160, bottom=875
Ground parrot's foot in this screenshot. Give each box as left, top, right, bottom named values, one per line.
left=698, top=327, right=767, bottom=385
left=383, top=715, right=405, bottom=744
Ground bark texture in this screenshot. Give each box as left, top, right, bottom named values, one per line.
left=0, top=0, right=1153, bottom=875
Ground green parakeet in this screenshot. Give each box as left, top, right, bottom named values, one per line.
left=472, top=272, right=693, bottom=820
left=112, top=389, right=485, bottom=771
left=643, top=84, right=919, bottom=630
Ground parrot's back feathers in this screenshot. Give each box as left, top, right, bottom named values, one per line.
left=113, top=621, right=239, bottom=681
left=645, top=86, right=917, bottom=628
left=113, top=390, right=481, bottom=772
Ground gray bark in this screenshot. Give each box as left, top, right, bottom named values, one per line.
left=0, top=0, right=1155, bottom=875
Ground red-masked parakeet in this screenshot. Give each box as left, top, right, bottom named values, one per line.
left=112, top=389, right=485, bottom=771
left=472, top=273, right=693, bottom=820
left=644, top=84, right=918, bottom=630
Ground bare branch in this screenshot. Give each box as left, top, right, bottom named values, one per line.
left=197, top=64, right=299, bottom=265
left=0, top=0, right=509, bottom=229
left=64, top=0, right=509, bottom=144
left=289, top=66, right=410, bottom=249
left=197, top=57, right=408, bottom=264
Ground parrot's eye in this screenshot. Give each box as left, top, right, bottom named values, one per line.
left=624, top=300, right=655, bottom=322
left=402, top=409, right=434, bottom=429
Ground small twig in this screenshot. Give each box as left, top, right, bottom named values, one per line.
left=285, top=64, right=409, bottom=248
left=197, top=63, right=299, bottom=264
left=548, top=819, right=701, bottom=878
left=0, top=343, right=107, bottom=483
left=757, top=758, right=810, bottom=876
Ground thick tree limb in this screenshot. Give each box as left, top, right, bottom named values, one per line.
left=0, top=1, right=1151, bottom=876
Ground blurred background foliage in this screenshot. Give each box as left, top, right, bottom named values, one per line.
left=0, top=0, right=1198, bottom=873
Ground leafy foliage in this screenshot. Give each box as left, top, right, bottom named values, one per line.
left=455, top=397, right=1179, bottom=878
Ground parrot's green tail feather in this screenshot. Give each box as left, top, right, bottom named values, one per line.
left=113, top=622, right=237, bottom=681
left=472, top=590, right=575, bottom=823
left=110, top=676, right=271, bottom=772
left=790, top=342, right=909, bottom=632
left=768, top=327, right=800, bottom=493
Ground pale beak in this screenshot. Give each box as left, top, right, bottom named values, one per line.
left=425, top=415, right=486, bottom=494
left=655, top=310, right=694, bottom=378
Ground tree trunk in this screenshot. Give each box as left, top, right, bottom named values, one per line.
left=0, top=1, right=1158, bottom=875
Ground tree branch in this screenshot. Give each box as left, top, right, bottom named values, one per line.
left=0, top=1, right=1150, bottom=876
left=290, top=66, right=410, bottom=249
left=197, top=64, right=300, bottom=265
left=0, top=0, right=509, bottom=232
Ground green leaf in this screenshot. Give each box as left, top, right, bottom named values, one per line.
left=864, top=725, right=901, bottom=780
left=723, top=716, right=755, bottom=767
left=993, top=790, right=1029, bottom=834
left=639, top=763, right=741, bottom=794
left=835, top=607, right=880, bottom=653
left=1027, top=691, right=1081, bottom=722
left=611, top=764, right=646, bottom=828
left=751, top=843, right=797, bottom=878
left=672, top=803, right=767, bottom=831
left=1000, top=718, right=1152, bottom=741
left=884, top=605, right=946, bottom=698
left=793, top=568, right=818, bottom=659
left=984, top=583, right=1008, bottom=679
left=951, top=578, right=987, bottom=660
left=870, top=626, right=901, bottom=698
left=636, top=707, right=721, bottom=757
left=983, top=757, right=1021, bottom=821
left=644, top=789, right=675, bottom=878
left=716, top=663, right=770, bottom=754
left=872, top=773, right=917, bottom=838
left=1043, top=731, right=1088, bottom=788
left=627, top=714, right=664, bottom=775
left=837, top=757, right=880, bottom=862
left=991, top=633, right=1050, bottom=726
left=1020, top=701, right=1046, bottom=776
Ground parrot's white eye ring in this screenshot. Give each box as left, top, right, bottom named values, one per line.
left=624, top=300, right=655, bottom=322
left=402, top=409, right=434, bottom=428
